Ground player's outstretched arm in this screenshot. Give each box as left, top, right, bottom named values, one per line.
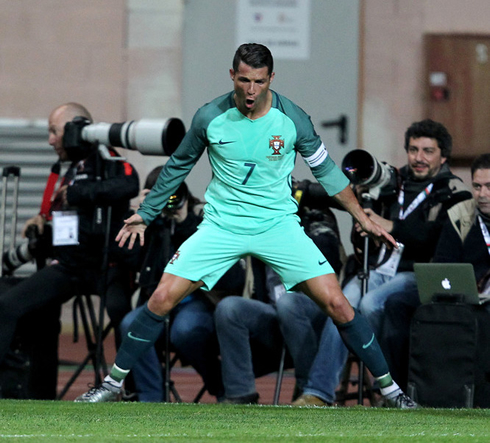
left=116, top=213, right=147, bottom=249
left=332, top=185, right=397, bottom=249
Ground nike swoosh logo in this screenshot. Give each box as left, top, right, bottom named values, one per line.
left=362, top=333, right=375, bottom=349
left=128, top=332, right=151, bottom=343
left=318, top=259, right=327, bottom=265
left=218, top=139, right=235, bottom=145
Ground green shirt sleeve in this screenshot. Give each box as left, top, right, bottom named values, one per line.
left=137, top=111, right=208, bottom=225
left=311, top=154, right=350, bottom=196
left=273, top=92, right=350, bottom=197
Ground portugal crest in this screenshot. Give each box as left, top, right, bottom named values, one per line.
left=269, top=136, right=284, bottom=155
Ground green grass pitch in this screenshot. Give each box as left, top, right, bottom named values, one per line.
left=0, top=400, right=489, bottom=442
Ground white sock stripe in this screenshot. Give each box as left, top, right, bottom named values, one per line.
left=380, top=383, right=401, bottom=398
left=113, top=364, right=130, bottom=374
left=104, top=376, right=123, bottom=388
left=304, top=143, right=328, bottom=167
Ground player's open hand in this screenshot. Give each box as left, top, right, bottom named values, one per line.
left=357, top=215, right=397, bottom=249
left=116, top=213, right=147, bottom=249
left=332, top=185, right=397, bottom=250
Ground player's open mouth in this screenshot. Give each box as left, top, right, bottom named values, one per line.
left=246, top=98, right=255, bottom=107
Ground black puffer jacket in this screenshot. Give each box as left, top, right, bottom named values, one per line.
left=52, top=147, right=139, bottom=270
left=354, top=163, right=472, bottom=272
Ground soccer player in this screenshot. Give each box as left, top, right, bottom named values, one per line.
left=76, top=43, right=416, bottom=408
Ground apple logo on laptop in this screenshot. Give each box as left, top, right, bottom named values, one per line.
left=441, top=278, right=451, bottom=290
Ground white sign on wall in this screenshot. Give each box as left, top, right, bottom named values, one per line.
left=236, top=0, right=311, bottom=60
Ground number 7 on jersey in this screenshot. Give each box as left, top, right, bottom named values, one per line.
left=242, top=162, right=256, bottom=185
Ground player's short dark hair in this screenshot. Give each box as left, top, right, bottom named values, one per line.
left=471, top=153, right=490, bottom=177
left=233, top=43, right=273, bottom=75
left=404, top=119, right=452, bottom=159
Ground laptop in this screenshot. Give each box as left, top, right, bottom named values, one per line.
left=414, top=263, right=484, bottom=305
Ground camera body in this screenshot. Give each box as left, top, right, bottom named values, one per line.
left=165, top=183, right=189, bottom=211
left=63, top=117, right=186, bottom=161
left=292, top=178, right=339, bottom=212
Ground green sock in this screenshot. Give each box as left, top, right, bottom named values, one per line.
left=114, top=303, right=165, bottom=372
left=109, top=365, right=130, bottom=383
left=337, top=308, right=389, bottom=377
left=376, top=373, right=403, bottom=398
left=376, top=372, right=394, bottom=388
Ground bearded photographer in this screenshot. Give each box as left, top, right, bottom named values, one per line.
left=292, top=119, right=472, bottom=406
left=0, top=103, right=139, bottom=398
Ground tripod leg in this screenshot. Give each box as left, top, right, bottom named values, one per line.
left=273, top=342, right=287, bottom=405
left=357, top=235, right=370, bottom=405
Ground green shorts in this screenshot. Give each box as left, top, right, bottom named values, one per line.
left=164, top=215, right=335, bottom=291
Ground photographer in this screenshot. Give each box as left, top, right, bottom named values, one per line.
left=0, top=103, right=139, bottom=398
left=120, top=169, right=244, bottom=402
left=292, top=119, right=472, bottom=406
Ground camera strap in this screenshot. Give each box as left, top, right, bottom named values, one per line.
left=39, top=162, right=80, bottom=219
left=39, top=162, right=61, bottom=220
left=376, top=182, right=434, bottom=276
left=478, top=215, right=490, bottom=257
left=398, top=183, right=433, bottom=220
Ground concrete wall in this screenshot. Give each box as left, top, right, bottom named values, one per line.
left=0, top=0, right=126, bottom=121
left=361, top=0, right=490, bottom=184
left=3, top=0, right=490, bottom=183
left=0, top=0, right=183, bottom=177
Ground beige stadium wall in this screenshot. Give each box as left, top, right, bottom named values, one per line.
left=2, top=0, right=490, bottom=183
left=361, top=0, right=490, bottom=184
left=0, top=0, right=183, bottom=178
left=0, top=0, right=127, bottom=121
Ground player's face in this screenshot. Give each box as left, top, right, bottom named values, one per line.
left=406, top=137, right=446, bottom=181
left=230, top=61, right=274, bottom=118
left=48, top=108, right=69, bottom=162
left=472, top=168, right=490, bottom=216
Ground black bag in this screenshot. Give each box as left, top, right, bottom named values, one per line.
left=473, top=307, right=490, bottom=408
left=0, top=166, right=60, bottom=399
left=0, top=275, right=62, bottom=400
left=407, top=301, right=478, bottom=408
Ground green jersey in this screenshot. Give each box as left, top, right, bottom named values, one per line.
left=138, top=90, right=349, bottom=234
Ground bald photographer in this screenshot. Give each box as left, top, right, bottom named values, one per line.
left=0, top=103, right=139, bottom=399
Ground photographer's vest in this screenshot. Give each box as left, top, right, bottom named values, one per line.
left=448, top=199, right=477, bottom=243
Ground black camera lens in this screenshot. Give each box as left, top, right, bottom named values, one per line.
left=166, top=183, right=189, bottom=210
left=342, top=149, right=378, bottom=185
left=167, top=194, right=185, bottom=210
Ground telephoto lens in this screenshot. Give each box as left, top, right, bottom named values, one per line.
left=341, top=149, right=399, bottom=200
left=2, top=243, right=32, bottom=274
left=81, top=118, right=186, bottom=156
